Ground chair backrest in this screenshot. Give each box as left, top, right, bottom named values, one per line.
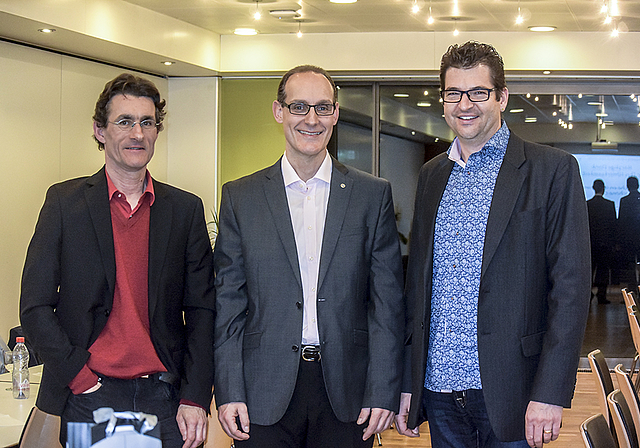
left=589, top=349, right=615, bottom=425
left=18, top=406, right=62, bottom=448
left=624, top=288, right=638, bottom=310
left=608, top=389, right=640, bottom=448
left=616, top=364, right=640, bottom=447
left=581, top=413, right=617, bottom=448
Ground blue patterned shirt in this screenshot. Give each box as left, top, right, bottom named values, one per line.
left=424, top=122, right=510, bottom=392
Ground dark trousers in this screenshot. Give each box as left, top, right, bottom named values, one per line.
left=423, top=389, right=529, bottom=448
left=60, top=375, right=182, bottom=448
left=236, top=358, right=374, bottom=448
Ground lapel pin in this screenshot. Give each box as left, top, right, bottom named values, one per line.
left=340, top=183, right=346, bottom=189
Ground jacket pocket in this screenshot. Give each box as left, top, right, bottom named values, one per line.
left=243, top=332, right=262, bottom=349
left=521, top=331, right=545, bottom=357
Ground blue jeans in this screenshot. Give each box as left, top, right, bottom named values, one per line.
left=61, top=375, right=183, bottom=448
left=423, top=388, right=530, bottom=448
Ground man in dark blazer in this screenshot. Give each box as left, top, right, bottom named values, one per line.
left=213, top=65, right=405, bottom=448
left=618, top=176, right=640, bottom=288
left=587, top=179, right=617, bottom=304
left=20, top=74, right=215, bottom=448
left=394, top=42, right=590, bottom=448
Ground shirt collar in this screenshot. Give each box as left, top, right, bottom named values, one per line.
left=106, top=169, right=155, bottom=206
left=282, top=151, right=332, bottom=187
left=448, top=120, right=510, bottom=168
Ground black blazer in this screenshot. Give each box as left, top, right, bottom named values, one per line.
left=213, top=158, right=405, bottom=425
left=20, top=167, right=215, bottom=415
left=404, top=134, right=591, bottom=441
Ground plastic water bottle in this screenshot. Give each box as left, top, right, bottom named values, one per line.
left=12, top=337, right=29, bottom=399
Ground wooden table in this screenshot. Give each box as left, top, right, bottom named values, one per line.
left=0, top=365, right=43, bottom=447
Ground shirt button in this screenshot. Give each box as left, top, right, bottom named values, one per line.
left=309, top=256, right=314, bottom=261
left=296, top=301, right=302, bottom=309
left=308, top=226, right=313, bottom=230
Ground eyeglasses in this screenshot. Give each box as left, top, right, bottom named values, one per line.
left=282, top=102, right=336, bottom=116
left=440, top=88, right=498, bottom=103
left=108, top=119, right=159, bottom=132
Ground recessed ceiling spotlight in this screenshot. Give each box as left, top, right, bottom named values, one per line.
left=330, top=0, right=357, bottom=3
left=423, top=90, right=429, bottom=96
left=417, top=102, right=431, bottom=107
left=509, top=109, right=524, bottom=113
left=587, top=102, right=602, bottom=106
left=394, top=93, right=409, bottom=98
left=38, top=28, right=56, bottom=33
left=529, top=26, right=556, bottom=32
left=524, top=117, right=537, bottom=123
left=234, top=28, right=258, bottom=35
left=161, top=61, right=174, bottom=66
left=269, top=9, right=300, bottom=19
left=542, top=70, right=551, bottom=75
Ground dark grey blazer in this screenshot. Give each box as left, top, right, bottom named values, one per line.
left=213, top=157, right=405, bottom=425
left=20, top=167, right=216, bottom=415
left=404, top=133, right=591, bottom=441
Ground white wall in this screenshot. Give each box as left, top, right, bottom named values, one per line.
left=0, top=40, right=179, bottom=340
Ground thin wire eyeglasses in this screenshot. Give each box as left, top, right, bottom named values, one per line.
left=440, top=88, right=498, bottom=103
left=281, top=102, right=336, bottom=116
left=108, top=119, right=159, bottom=132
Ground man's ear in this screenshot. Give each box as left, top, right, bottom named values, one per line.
left=273, top=100, right=284, bottom=124
left=93, top=122, right=106, bottom=144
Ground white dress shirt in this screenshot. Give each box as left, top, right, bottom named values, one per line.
left=282, top=151, right=332, bottom=345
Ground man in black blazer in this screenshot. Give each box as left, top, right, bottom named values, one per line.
left=20, top=74, right=215, bottom=448
left=213, top=65, right=405, bottom=448
left=618, top=176, right=640, bottom=288
left=587, top=179, right=616, bottom=304
left=394, top=42, right=590, bottom=448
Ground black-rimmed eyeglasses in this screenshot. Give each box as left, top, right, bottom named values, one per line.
left=440, top=88, right=498, bottom=103
left=281, top=102, right=336, bottom=116
left=108, top=119, right=159, bottom=132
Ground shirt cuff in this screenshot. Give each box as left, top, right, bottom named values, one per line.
left=179, top=399, right=206, bottom=411
left=68, top=365, right=99, bottom=395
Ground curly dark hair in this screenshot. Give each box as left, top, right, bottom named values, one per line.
left=440, top=41, right=506, bottom=100
left=93, top=73, right=166, bottom=150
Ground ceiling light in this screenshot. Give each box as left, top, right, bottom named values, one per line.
left=529, top=26, right=556, bottom=32
left=253, top=0, right=261, bottom=20
left=568, top=123, right=573, bottom=129
left=38, top=28, right=56, bottom=33
left=534, top=96, right=539, bottom=101
left=610, top=0, right=620, bottom=16
left=611, top=28, right=619, bottom=37
left=515, top=6, right=524, bottom=25
left=417, top=102, right=431, bottom=107
left=411, top=1, right=420, bottom=14
left=161, top=61, right=174, bottom=66
left=578, top=93, right=583, bottom=98
left=601, top=3, right=608, bottom=14
left=296, top=20, right=303, bottom=38
left=542, top=70, right=551, bottom=75
left=330, top=0, right=357, bottom=3
left=525, top=117, right=537, bottom=123
left=604, top=15, right=612, bottom=24
left=595, top=113, right=609, bottom=117
left=234, top=28, right=258, bottom=35
left=269, top=9, right=300, bottom=18
left=453, top=28, right=459, bottom=36
left=394, top=93, right=409, bottom=98
left=526, top=93, right=531, bottom=98
left=434, top=138, right=439, bottom=142
left=510, top=109, right=524, bottom=113
left=552, top=111, right=557, bottom=116
left=427, top=6, right=435, bottom=25
left=423, top=90, right=429, bottom=96
left=411, top=131, right=416, bottom=135
left=452, top=0, right=459, bottom=16
left=587, top=102, right=602, bottom=106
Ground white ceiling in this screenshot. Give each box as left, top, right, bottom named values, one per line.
left=122, top=0, right=640, bottom=35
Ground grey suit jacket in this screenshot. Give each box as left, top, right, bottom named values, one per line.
left=404, top=133, right=591, bottom=441
left=20, top=167, right=215, bottom=415
left=213, top=157, right=405, bottom=425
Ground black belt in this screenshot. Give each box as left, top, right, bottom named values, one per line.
left=301, top=345, right=321, bottom=362
left=140, top=371, right=179, bottom=387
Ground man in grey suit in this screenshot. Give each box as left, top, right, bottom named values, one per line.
left=213, top=65, right=405, bottom=447
left=394, top=42, right=590, bottom=448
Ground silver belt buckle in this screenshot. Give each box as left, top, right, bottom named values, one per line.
left=301, top=345, right=321, bottom=362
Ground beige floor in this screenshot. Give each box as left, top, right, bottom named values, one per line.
left=207, top=370, right=603, bottom=448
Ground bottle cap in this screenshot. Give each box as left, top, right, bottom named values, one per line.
left=16, top=337, right=25, bottom=343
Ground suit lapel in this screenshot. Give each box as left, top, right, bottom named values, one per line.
left=85, top=168, right=116, bottom=298
left=148, top=180, right=172, bottom=319
left=317, top=160, right=351, bottom=289
left=481, top=134, right=526, bottom=278
left=263, top=159, right=303, bottom=287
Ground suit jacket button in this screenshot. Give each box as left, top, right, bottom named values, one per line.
left=292, top=345, right=299, bottom=352
left=420, top=322, right=424, bottom=329
left=296, top=301, right=302, bottom=309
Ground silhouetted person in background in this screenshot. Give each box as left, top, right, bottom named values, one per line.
left=618, top=176, right=640, bottom=290
left=587, top=179, right=616, bottom=304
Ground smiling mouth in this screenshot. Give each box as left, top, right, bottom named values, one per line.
left=298, top=130, right=322, bottom=136
left=458, top=115, right=478, bottom=121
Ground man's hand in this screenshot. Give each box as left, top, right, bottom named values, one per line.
left=218, top=402, right=250, bottom=441
left=525, top=401, right=563, bottom=447
left=394, top=392, right=420, bottom=437
left=176, top=404, right=208, bottom=448
left=357, top=407, right=395, bottom=441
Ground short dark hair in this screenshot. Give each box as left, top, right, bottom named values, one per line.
left=93, top=73, right=166, bottom=150
left=628, top=176, right=639, bottom=191
left=440, top=41, right=506, bottom=100
left=593, top=179, right=605, bottom=194
left=277, top=65, right=338, bottom=105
